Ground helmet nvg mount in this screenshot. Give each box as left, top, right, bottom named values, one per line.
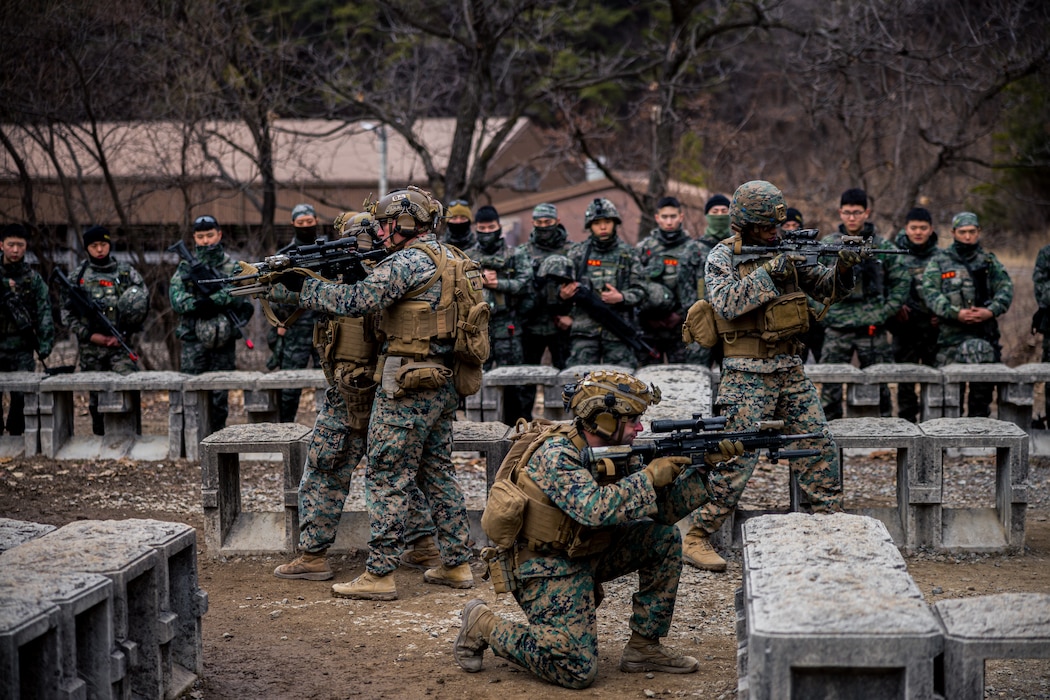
left=369, top=186, right=442, bottom=238
left=730, top=180, right=787, bottom=232
left=584, top=198, right=622, bottom=229
left=563, top=370, right=661, bottom=440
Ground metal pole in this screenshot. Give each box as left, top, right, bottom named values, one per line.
left=377, top=125, right=388, bottom=198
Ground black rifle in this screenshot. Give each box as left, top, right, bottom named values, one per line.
left=201, top=236, right=388, bottom=296
left=166, top=240, right=254, bottom=348
left=50, top=268, right=139, bottom=365
left=0, top=280, right=74, bottom=374
left=583, top=415, right=821, bottom=480
left=544, top=270, right=660, bottom=360
left=737, top=229, right=909, bottom=268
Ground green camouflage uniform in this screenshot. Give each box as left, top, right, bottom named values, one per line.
left=463, top=235, right=533, bottom=424
left=1035, top=244, right=1050, bottom=422
left=819, top=223, right=910, bottom=419
left=689, top=239, right=851, bottom=536
left=169, top=243, right=254, bottom=433
left=635, top=227, right=705, bottom=364
left=267, top=235, right=323, bottom=423
left=565, top=235, right=646, bottom=369
left=887, top=230, right=941, bottom=422
left=60, top=257, right=147, bottom=434
left=921, top=241, right=1013, bottom=417
left=0, top=260, right=54, bottom=435
left=277, top=233, right=472, bottom=577
left=486, top=432, right=711, bottom=689
left=518, top=227, right=573, bottom=370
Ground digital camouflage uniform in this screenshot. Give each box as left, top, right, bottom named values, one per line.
left=518, top=226, right=573, bottom=370
left=693, top=215, right=733, bottom=368
left=486, top=432, right=711, bottom=689
left=463, top=235, right=533, bottom=424
left=169, top=243, right=254, bottom=433
left=267, top=234, right=323, bottom=423
left=0, top=259, right=54, bottom=435
left=60, top=257, right=147, bottom=434
left=887, top=229, right=941, bottom=422
left=819, top=223, right=910, bottom=419
left=284, top=233, right=472, bottom=577
left=565, top=236, right=646, bottom=369
left=1035, top=244, right=1050, bottom=422
left=921, top=240, right=1013, bottom=417
left=691, top=237, right=851, bottom=536
left=635, top=227, right=704, bottom=364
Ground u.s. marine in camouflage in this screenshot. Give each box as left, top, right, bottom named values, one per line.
left=0, top=224, right=54, bottom=436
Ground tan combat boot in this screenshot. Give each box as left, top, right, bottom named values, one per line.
left=682, top=527, right=727, bottom=572
left=273, top=551, right=333, bottom=581
left=620, top=632, right=699, bottom=674
left=331, top=571, right=397, bottom=600
left=454, top=599, right=497, bottom=672
left=423, top=562, right=475, bottom=589
left=399, top=535, right=442, bottom=570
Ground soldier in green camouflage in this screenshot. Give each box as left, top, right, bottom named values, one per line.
left=0, top=224, right=54, bottom=436
left=564, top=198, right=647, bottom=369
left=1035, top=241, right=1050, bottom=424
left=635, top=196, right=704, bottom=364
left=693, top=194, right=734, bottom=369
left=453, top=370, right=745, bottom=688
left=921, top=212, right=1013, bottom=417
left=887, top=208, right=942, bottom=422
left=267, top=186, right=476, bottom=601
left=462, top=205, right=534, bottom=424
left=169, top=215, right=255, bottom=433
left=274, top=211, right=442, bottom=581
left=681, top=180, right=854, bottom=572
left=819, top=188, right=910, bottom=419
left=59, top=226, right=149, bottom=435
left=266, top=204, right=324, bottom=423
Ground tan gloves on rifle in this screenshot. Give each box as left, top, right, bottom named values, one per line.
left=644, top=439, right=747, bottom=488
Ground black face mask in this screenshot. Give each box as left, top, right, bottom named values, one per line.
left=954, top=241, right=979, bottom=257
left=533, top=224, right=566, bottom=250
left=445, top=222, right=474, bottom=248
left=294, top=225, right=318, bottom=243
left=476, top=228, right=502, bottom=253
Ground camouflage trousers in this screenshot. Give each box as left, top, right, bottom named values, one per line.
left=638, top=324, right=709, bottom=367
left=364, top=378, right=472, bottom=576
left=0, top=350, right=35, bottom=435
left=489, top=520, right=682, bottom=689
left=266, top=322, right=320, bottom=423
left=892, top=321, right=939, bottom=423
left=486, top=334, right=532, bottom=425
left=181, top=340, right=237, bottom=433
left=520, top=332, right=572, bottom=421
left=935, top=335, right=1003, bottom=419
left=820, top=327, right=893, bottom=419
left=296, top=385, right=434, bottom=553
left=566, top=334, right=638, bottom=370
left=692, top=365, right=843, bottom=534
left=80, top=342, right=139, bottom=435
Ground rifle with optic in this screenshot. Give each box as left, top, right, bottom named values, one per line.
left=736, top=228, right=909, bottom=267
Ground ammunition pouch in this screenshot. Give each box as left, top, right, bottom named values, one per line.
left=682, top=299, right=719, bottom=348
left=389, top=359, right=452, bottom=398
left=480, top=480, right=528, bottom=549
left=481, top=547, right=517, bottom=595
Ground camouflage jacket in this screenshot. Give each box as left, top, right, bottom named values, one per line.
left=705, top=239, right=853, bottom=373
left=565, top=235, right=646, bottom=338
left=169, top=245, right=254, bottom=342
left=517, top=234, right=573, bottom=336
left=921, top=242, right=1013, bottom=347
left=60, top=257, right=147, bottom=342
left=635, top=228, right=701, bottom=317
left=820, top=223, right=910, bottom=330
left=289, top=233, right=456, bottom=359
left=1034, top=244, right=1050, bottom=310
left=517, top=431, right=710, bottom=578
left=0, top=260, right=54, bottom=358
left=889, top=230, right=940, bottom=320
left=462, top=239, right=533, bottom=340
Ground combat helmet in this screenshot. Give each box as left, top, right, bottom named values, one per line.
left=370, top=186, right=441, bottom=238
left=562, top=370, right=661, bottom=440
left=117, top=286, right=149, bottom=330
left=730, top=180, right=787, bottom=232
left=584, top=198, right=622, bottom=229
left=343, top=212, right=380, bottom=250
left=536, top=254, right=574, bottom=283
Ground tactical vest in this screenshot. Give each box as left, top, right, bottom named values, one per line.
left=934, top=251, right=993, bottom=311
left=714, top=236, right=809, bottom=358
left=75, top=260, right=132, bottom=327
left=379, top=242, right=461, bottom=360
left=472, top=249, right=516, bottom=313
left=314, top=313, right=378, bottom=431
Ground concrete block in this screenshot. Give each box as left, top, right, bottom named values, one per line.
left=0, top=517, right=56, bottom=554
left=0, top=596, right=63, bottom=699
left=934, top=593, right=1050, bottom=700
left=634, top=364, right=712, bottom=427
left=452, top=421, right=512, bottom=487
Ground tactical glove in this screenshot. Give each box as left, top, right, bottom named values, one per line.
left=276, top=270, right=306, bottom=293
left=209, top=288, right=235, bottom=307
left=837, top=249, right=864, bottom=270
left=761, top=254, right=799, bottom=283
left=643, top=456, right=691, bottom=488
left=704, top=439, right=745, bottom=467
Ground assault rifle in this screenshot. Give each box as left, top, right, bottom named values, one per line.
left=582, top=415, right=821, bottom=480
left=737, top=229, right=909, bottom=268
left=50, top=268, right=139, bottom=365
left=166, top=240, right=254, bottom=348
left=0, top=280, right=74, bottom=374
left=200, top=236, right=387, bottom=297
left=544, top=271, right=661, bottom=360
